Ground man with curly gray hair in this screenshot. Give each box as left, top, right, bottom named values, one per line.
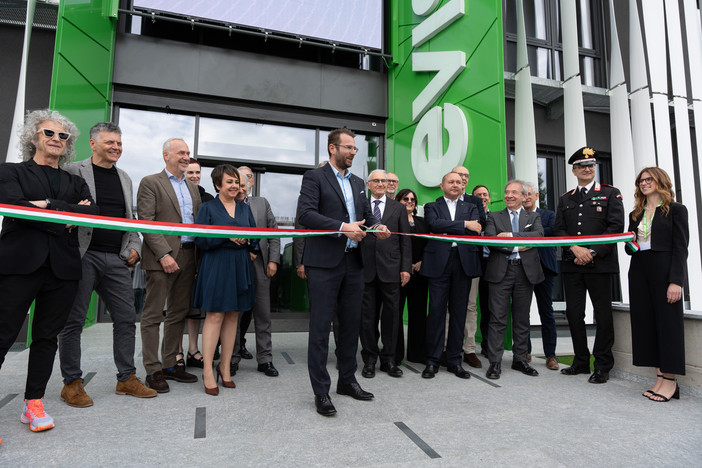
left=0, top=109, right=97, bottom=435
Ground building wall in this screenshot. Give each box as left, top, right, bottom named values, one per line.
left=0, top=26, right=55, bottom=162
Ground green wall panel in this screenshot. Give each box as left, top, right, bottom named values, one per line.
left=36, top=0, right=117, bottom=340
left=387, top=0, right=507, bottom=207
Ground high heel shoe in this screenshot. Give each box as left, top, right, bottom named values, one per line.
left=216, top=363, right=236, bottom=388
left=647, top=375, right=679, bottom=402
left=204, top=381, right=219, bottom=396
left=642, top=374, right=663, bottom=398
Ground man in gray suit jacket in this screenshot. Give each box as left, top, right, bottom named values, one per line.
left=232, top=166, right=281, bottom=377
left=137, top=138, right=202, bottom=393
left=359, top=170, right=411, bottom=378
left=59, top=123, right=156, bottom=407
left=484, top=180, right=544, bottom=380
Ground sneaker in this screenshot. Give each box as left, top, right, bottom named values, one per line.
left=145, top=370, right=170, bottom=393
left=116, top=374, right=158, bottom=398
left=60, top=379, right=94, bottom=408
left=162, top=366, right=198, bottom=383
left=20, top=399, right=55, bottom=432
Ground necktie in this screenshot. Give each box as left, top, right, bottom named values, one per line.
left=511, top=210, right=519, bottom=233
left=580, top=187, right=587, bottom=201
left=509, top=211, right=519, bottom=260
left=373, top=199, right=381, bottom=221
left=244, top=195, right=249, bottom=205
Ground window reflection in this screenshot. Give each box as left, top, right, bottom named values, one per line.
left=198, top=118, right=316, bottom=166
left=117, top=108, right=196, bottom=207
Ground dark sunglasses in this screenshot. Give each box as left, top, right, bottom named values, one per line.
left=38, top=128, right=71, bottom=141
left=402, top=196, right=416, bottom=203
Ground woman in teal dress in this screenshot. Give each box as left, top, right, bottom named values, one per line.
left=193, top=164, right=258, bottom=395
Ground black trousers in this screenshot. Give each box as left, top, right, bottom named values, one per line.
left=629, top=251, right=685, bottom=375
left=360, top=278, right=400, bottom=365
left=396, top=273, right=428, bottom=364
left=562, top=272, right=614, bottom=372
left=306, top=250, right=363, bottom=395
left=0, top=266, right=78, bottom=399
left=425, top=249, right=471, bottom=367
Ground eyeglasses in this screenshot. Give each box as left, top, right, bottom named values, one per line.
left=368, top=178, right=387, bottom=183
left=38, top=128, right=71, bottom=141
left=457, top=173, right=470, bottom=179
left=245, top=173, right=254, bottom=179
left=638, top=177, right=654, bottom=186
left=402, top=196, right=416, bottom=203
left=334, top=144, right=359, bottom=153
left=387, top=179, right=399, bottom=184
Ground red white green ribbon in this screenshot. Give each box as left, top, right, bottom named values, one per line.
left=0, top=203, right=635, bottom=247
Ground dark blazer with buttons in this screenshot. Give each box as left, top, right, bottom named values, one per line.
left=361, top=197, right=412, bottom=283
left=553, top=182, right=624, bottom=274
left=626, top=202, right=688, bottom=286
left=296, top=163, right=379, bottom=269
left=462, top=192, right=488, bottom=227
left=535, top=207, right=558, bottom=275
left=484, top=208, right=545, bottom=285
left=420, top=196, right=482, bottom=278
left=0, top=159, right=97, bottom=280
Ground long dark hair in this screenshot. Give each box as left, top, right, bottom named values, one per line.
left=395, top=188, right=418, bottom=215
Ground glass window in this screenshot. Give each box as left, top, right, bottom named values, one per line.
left=198, top=118, right=317, bottom=166
left=116, top=108, right=197, bottom=207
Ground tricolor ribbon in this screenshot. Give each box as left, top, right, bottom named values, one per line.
left=0, top=203, right=635, bottom=247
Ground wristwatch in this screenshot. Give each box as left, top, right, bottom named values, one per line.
left=45, top=199, right=51, bottom=209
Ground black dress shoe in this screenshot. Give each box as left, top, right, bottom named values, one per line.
left=257, top=362, right=279, bottom=377
left=336, top=382, right=374, bottom=400
left=314, top=394, right=336, bottom=416
left=560, top=365, right=590, bottom=376
left=421, top=365, right=438, bottom=379
left=511, top=360, right=539, bottom=376
left=230, top=361, right=239, bottom=376
left=239, top=346, right=253, bottom=360
left=379, top=362, right=403, bottom=377
left=486, top=362, right=501, bottom=380
left=446, top=365, right=471, bottom=379
left=361, top=363, right=375, bottom=378
left=162, top=366, right=198, bottom=383
left=588, top=370, right=609, bottom=384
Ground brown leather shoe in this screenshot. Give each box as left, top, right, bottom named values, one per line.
left=116, top=374, right=158, bottom=398
left=145, top=370, right=170, bottom=393
left=546, top=356, right=559, bottom=370
left=463, top=352, right=482, bottom=368
left=60, top=379, right=94, bottom=408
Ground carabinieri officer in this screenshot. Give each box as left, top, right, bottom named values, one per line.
left=554, top=147, right=624, bottom=384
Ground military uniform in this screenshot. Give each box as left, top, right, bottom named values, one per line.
left=554, top=149, right=625, bottom=379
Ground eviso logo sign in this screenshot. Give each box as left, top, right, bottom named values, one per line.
left=410, top=0, right=467, bottom=187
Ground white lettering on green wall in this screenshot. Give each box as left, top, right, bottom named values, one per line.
left=410, top=0, right=468, bottom=187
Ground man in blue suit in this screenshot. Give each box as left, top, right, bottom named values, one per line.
left=420, top=172, right=482, bottom=379
left=296, top=128, right=390, bottom=416
left=523, top=182, right=559, bottom=370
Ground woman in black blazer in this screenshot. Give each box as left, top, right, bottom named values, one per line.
left=627, top=167, right=688, bottom=402
left=395, top=188, right=429, bottom=365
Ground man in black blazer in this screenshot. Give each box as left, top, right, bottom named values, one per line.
left=452, top=166, right=487, bottom=368
left=484, top=181, right=544, bottom=379
left=420, top=172, right=482, bottom=380
left=0, top=109, right=97, bottom=433
left=360, top=170, right=411, bottom=378
left=296, top=128, right=390, bottom=416
left=554, top=147, right=624, bottom=384
left=523, top=182, right=559, bottom=370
